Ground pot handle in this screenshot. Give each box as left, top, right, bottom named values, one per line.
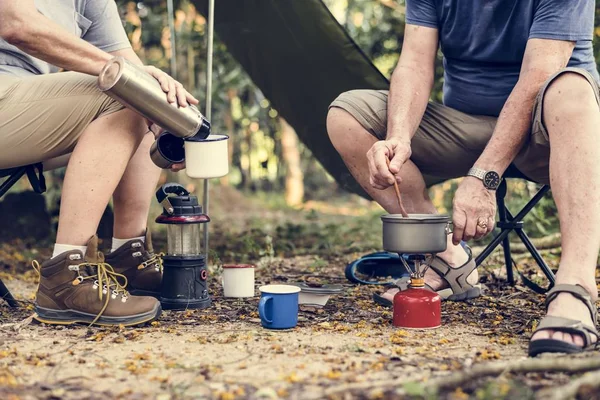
left=445, top=222, right=453, bottom=235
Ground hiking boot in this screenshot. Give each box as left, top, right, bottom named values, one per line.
left=33, top=235, right=161, bottom=327
left=105, top=230, right=162, bottom=298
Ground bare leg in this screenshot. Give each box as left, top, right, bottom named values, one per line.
left=55, top=109, right=147, bottom=245
left=112, top=132, right=162, bottom=239
left=326, top=108, right=471, bottom=297
left=531, top=73, right=600, bottom=347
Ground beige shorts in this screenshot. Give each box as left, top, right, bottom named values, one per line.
left=330, top=67, right=600, bottom=185
left=0, top=71, right=125, bottom=169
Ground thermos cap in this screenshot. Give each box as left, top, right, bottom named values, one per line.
left=97, top=57, right=126, bottom=92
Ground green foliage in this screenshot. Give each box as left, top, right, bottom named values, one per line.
left=506, top=182, right=559, bottom=237
left=402, top=381, right=427, bottom=397
left=474, top=379, right=534, bottom=400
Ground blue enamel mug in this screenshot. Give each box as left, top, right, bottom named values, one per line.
left=258, top=285, right=301, bottom=329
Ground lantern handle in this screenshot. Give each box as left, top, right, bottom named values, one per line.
left=156, top=183, right=190, bottom=214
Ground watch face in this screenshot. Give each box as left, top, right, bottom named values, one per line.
left=483, top=171, right=501, bottom=189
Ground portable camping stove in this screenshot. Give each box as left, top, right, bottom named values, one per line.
left=393, top=254, right=441, bottom=329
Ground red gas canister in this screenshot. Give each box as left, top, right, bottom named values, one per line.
left=393, top=278, right=441, bottom=329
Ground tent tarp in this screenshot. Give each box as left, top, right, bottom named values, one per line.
left=193, top=0, right=390, bottom=198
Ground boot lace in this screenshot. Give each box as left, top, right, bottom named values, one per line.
left=32, top=260, right=131, bottom=326
left=137, top=252, right=164, bottom=273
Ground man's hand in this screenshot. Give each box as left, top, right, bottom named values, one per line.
left=452, top=177, right=496, bottom=245
left=366, top=138, right=411, bottom=190
left=143, top=66, right=199, bottom=108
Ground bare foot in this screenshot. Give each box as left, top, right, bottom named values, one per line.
left=530, top=290, right=598, bottom=348
left=379, top=244, right=476, bottom=303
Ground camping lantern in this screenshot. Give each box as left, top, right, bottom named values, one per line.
left=155, top=183, right=211, bottom=310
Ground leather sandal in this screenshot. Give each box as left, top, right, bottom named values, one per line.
left=528, top=284, right=599, bottom=357
left=372, top=246, right=481, bottom=307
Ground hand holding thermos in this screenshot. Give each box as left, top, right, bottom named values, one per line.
left=97, top=57, right=229, bottom=178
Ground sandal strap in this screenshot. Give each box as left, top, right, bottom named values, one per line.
left=427, top=246, right=478, bottom=295
left=534, top=315, right=599, bottom=347
left=389, top=277, right=410, bottom=291
left=545, top=284, right=598, bottom=327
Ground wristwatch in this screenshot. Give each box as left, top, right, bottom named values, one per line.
left=467, top=167, right=501, bottom=190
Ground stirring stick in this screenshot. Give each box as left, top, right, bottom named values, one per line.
left=386, top=158, right=409, bottom=218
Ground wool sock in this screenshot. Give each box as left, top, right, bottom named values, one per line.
left=111, top=235, right=145, bottom=252
left=52, top=244, right=87, bottom=258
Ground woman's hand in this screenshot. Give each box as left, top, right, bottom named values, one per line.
left=143, top=66, right=199, bottom=107
left=169, top=162, right=186, bottom=172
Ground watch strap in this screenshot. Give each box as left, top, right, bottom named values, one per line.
left=467, top=167, right=486, bottom=180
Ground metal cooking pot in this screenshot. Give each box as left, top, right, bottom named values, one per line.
left=381, top=214, right=451, bottom=254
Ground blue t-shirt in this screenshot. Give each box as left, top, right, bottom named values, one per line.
left=406, top=0, right=599, bottom=117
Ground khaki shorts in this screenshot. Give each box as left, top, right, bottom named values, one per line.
left=0, top=71, right=125, bottom=169
left=330, top=67, right=600, bottom=185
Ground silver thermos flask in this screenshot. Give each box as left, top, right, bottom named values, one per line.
left=97, top=56, right=211, bottom=140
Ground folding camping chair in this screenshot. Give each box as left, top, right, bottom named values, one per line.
left=0, top=164, right=45, bottom=307
left=0, top=155, right=70, bottom=307
left=475, top=166, right=556, bottom=287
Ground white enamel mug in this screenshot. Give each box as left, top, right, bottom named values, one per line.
left=184, top=134, right=229, bottom=178
left=222, top=264, right=255, bottom=298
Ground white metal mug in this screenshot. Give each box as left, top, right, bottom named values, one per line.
left=184, top=134, right=229, bottom=178
left=222, top=264, right=255, bottom=298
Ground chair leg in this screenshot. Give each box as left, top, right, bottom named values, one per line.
left=511, top=185, right=551, bottom=221
left=0, top=167, right=27, bottom=198
left=476, top=183, right=554, bottom=287
left=512, top=228, right=556, bottom=285
left=0, top=169, right=27, bottom=307
left=0, top=168, right=31, bottom=307
left=501, top=235, right=514, bottom=285
left=475, top=229, right=512, bottom=265
left=502, top=186, right=555, bottom=287
left=0, top=278, right=19, bottom=308
left=475, top=180, right=510, bottom=267
left=497, top=185, right=516, bottom=285
left=503, top=205, right=556, bottom=285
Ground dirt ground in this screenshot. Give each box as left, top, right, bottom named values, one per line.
left=0, top=190, right=599, bottom=399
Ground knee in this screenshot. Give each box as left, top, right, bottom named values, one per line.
left=543, top=72, right=597, bottom=124
left=326, top=90, right=365, bottom=137
left=326, top=107, right=356, bottom=153
left=326, top=106, right=347, bottom=139
left=111, top=107, right=149, bottom=143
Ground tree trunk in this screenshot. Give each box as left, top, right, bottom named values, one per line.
left=220, top=89, right=237, bottom=186
left=244, top=126, right=252, bottom=190
left=187, top=43, right=195, bottom=89
left=280, top=118, right=304, bottom=206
